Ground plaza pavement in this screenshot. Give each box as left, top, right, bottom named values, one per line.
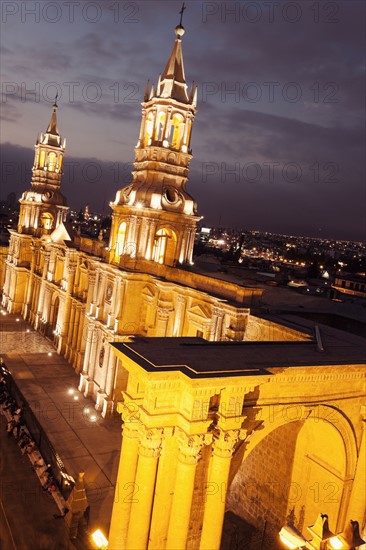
left=0, top=311, right=121, bottom=542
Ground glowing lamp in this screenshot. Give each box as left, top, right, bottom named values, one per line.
left=68, top=389, right=75, bottom=395
left=279, top=526, right=306, bottom=549
left=162, top=139, right=169, bottom=147
left=181, top=144, right=188, bottom=153
left=329, top=520, right=365, bottom=549
left=92, top=529, right=108, bottom=549
left=329, top=538, right=344, bottom=550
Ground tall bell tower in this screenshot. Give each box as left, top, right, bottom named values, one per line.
left=17, top=100, right=68, bottom=236
left=109, top=19, right=199, bottom=268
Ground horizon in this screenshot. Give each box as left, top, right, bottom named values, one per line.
left=1, top=0, right=365, bottom=241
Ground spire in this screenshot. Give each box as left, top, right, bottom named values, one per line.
left=159, top=6, right=189, bottom=103
left=46, top=94, right=59, bottom=136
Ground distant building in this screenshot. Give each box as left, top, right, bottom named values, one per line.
left=332, top=273, right=366, bottom=299
left=1, top=18, right=365, bottom=550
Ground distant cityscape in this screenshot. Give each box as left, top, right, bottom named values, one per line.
left=2, top=194, right=365, bottom=303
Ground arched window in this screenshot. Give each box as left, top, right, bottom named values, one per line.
left=48, top=152, right=57, bottom=172
left=58, top=154, right=63, bottom=171
left=153, top=229, right=168, bottom=264
left=39, top=151, right=46, bottom=169
left=187, top=119, right=192, bottom=147
left=157, top=112, right=166, bottom=141
left=170, top=114, right=184, bottom=149
left=40, top=212, right=54, bottom=231
left=144, top=113, right=154, bottom=146
left=115, top=221, right=127, bottom=258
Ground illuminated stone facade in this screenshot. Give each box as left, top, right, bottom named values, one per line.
left=0, top=23, right=308, bottom=418
left=1, top=21, right=364, bottom=550
left=107, top=338, right=365, bottom=550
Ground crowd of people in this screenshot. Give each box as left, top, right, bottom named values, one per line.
left=0, top=374, right=59, bottom=496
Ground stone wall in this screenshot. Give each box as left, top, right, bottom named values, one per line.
left=226, top=422, right=303, bottom=532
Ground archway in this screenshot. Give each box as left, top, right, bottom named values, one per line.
left=222, top=412, right=351, bottom=549
left=152, top=227, right=177, bottom=266
left=40, top=212, right=54, bottom=231
left=115, top=221, right=127, bottom=261
left=46, top=295, right=60, bottom=340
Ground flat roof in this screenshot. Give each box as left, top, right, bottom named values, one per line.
left=111, top=324, right=365, bottom=379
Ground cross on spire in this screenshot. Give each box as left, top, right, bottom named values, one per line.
left=179, top=2, right=186, bottom=26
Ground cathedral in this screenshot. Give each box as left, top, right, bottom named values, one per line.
left=1, top=17, right=365, bottom=550
left=0, top=20, right=307, bottom=417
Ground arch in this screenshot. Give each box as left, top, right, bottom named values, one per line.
left=187, top=119, right=193, bottom=147
left=39, top=150, right=46, bottom=169
left=58, top=154, right=63, bottom=171
left=144, top=112, right=154, bottom=146
left=47, top=294, right=60, bottom=340
left=115, top=221, right=127, bottom=261
left=170, top=113, right=184, bottom=149
left=40, top=212, right=54, bottom=231
left=48, top=152, right=57, bottom=172
left=157, top=111, right=166, bottom=141
left=241, top=404, right=357, bottom=480
left=223, top=404, right=358, bottom=547
left=152, top=227, right=177, bottom=266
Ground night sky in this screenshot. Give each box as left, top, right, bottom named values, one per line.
left=1, top=0, right=365, bottom=241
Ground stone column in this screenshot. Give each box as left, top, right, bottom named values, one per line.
left=166, top=431, right=212, bottom=550
left=108, top=419, right=140, bottom=550
left=126, top=216, right=137, bottom=258
left=145, top=220, right=156, bottom=261
left=347, top=406, right=366, bottom=528
left=23, top=242, right=36, bottom=319
left=35, top=250, right=51, bottom=329
left=200, top=430, right=243, bottom=550
left=75, top=306, right=85, bottom=371
left=125, top=427, right=164, bottom=549
left=210, top=306, right=224, bottom=342
left=156, top=307, right=170, bottom=337
left=78, top=321, right=93, bottom=392
left=178, top=228, right=188, bottom=264
left=138, top=110, right=147, bottom=143
left=134, top=218, right=142, bottom=259
left=186, top=228, right=195, bottom=263
left=57, top=262, right=76, bottom=354
left=173, top=295, right=186, bottom=336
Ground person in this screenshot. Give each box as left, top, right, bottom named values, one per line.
left=25, top=440, right=36, bottom=454
left=41, top=464, right=53, bottom=478
left=42, top=474, right=58, bottom=493
left=53, top=507, right=69, bottom=519
left=83, top=505, right=90, bottom=530
left=18, top=430, right=30, bottom=448
left=12, top=420, right=22, bottom=439
left=6, top=420, right=15, bottom=437
left=32, top=457, right=45, bottom=470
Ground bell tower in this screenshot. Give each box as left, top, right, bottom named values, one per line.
left=18, top=99, right=68, bottom=236
left=109, top=18, right=199, bottom=268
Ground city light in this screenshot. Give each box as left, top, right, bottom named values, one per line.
left=91, top=529, right=108, bottom=549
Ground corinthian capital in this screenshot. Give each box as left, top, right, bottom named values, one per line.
left=177, top=430, right=213, bottom=465
left=212, top=429, right=246, bottom=459
left=138, top=427, right=164, bottom=458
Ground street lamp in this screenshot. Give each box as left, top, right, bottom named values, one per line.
left=91, top=529, right=108, bottom=550
left=329, top=521, right=365, bottom=550
left=279, top=515, right=365, bottom=550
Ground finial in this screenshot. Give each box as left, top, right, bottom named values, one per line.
left=179, top=2, right=186, bottom=26
left=53, top=93, right=58, bottom=110
left=175, top=2, right=186, bottom=37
